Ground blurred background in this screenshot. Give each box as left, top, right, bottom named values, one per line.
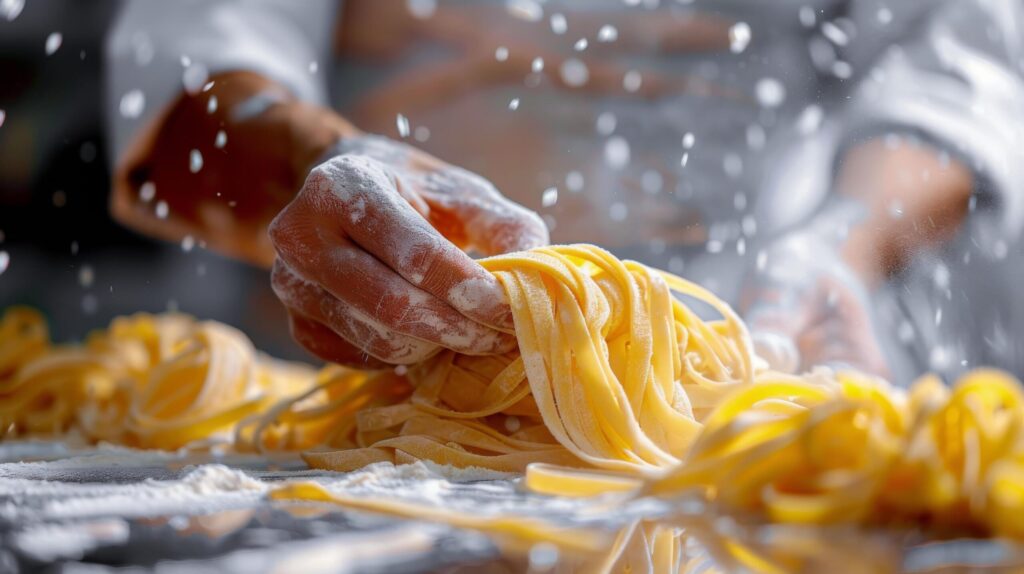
left=1, top=0, right=297, bottom=357
left=2, top=0, right=1019, bottom=379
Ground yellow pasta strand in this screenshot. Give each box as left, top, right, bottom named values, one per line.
left=0, top=310, right=320, bottom=449
left=7, top=244, right=1024, bottom=549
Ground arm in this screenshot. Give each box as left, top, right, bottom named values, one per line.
left=744, top=0, right=1021, bottom=375
left=111, top=70, right=355, bottom=267
left=744, top=138, right=971, bottom=375
left=105, top=0, right=338, bottom=266
left=105, top=1, right=548, bottom=367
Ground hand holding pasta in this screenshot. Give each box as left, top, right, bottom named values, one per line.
left=268, top=136, right=549, bottom=367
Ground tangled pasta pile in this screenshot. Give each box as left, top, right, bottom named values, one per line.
left=0, top=308, right=316, bottom=448
left=5, top=244, right=1024, bottom=543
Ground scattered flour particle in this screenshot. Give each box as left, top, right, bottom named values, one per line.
left=930, top=346, right=950, bottom=369
left=574, top=38, right=588, bottom=51
left=531, top=57, right=544, bottom=73
left=680, top=152, right=689, bottom=167
left=623, top=70, right=642, bottom=92
left=214, top=129, right=227, bottom=148
left=182, top=62, right=209, bottom=94
left=414, top=126, right=431, bottom=142
left=406, top=0, right=437, bottom=19
left=742, top=215, right=757, bottom=236
left=756, top=250, right=768, bottom=271
left=1, top=0, right=25, bottom=21
left=508, top=98, right=520, bottom=111
left=82, top=294, right=98, bottom=314
left=746, top=124, right=766, bottom=149
left=723, top=153, right=743, bottom=178
left=181, top=235, right=195, bottom=252
left=821, top=21, right=849, bottom=46
left=565, top=171, right=584, bottom=192
left=507, top=0, right=543, bottom=22
left=119, top=90, right=145, bottom=119
left=504, top=416, right=521, bottom=433
left=396, top=114, right=410, bottom=137
left=604, top=136, right=630, bottom=169
left=155, top=200, right=169, bottom=219
left=755, top=77, right=786, bottom=108
left=597, top=25, right=618, bottom=42
left=78, top=265, right=94, bottom=287
left=832, top=61, right=853, bottom=79
left=550, top=13, right=567, bottom=34
left=189, top=149, right=203, bottom=173
left=641, top=170, right=663, bottom=194
left=495, top=46, right=509, bottom=61
left=542, top=187, right=558, bottom=207
left=596, top=112, right=617, bottom=135
left=559, top=58, right=589, bottom=87
left=682, top=132, right=695, bottom=149
left=530, top=543, right=561, bottom=570
left=45, top=32, right=63, bottom=55
left=729, top=22, right=751, bottom=53
left=797, top=105, right=824, bottom=134
left=799, top=6, right=816, bottom=27
left=139, top=181, right=156, bottom=202
left=0, top=251, right=8, bottom=276
left=206, top=95, right=218, bottom=114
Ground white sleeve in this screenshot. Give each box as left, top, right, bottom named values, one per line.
left=104, top=0, right=338, bottom=166
left=839, top=0, right=1024, bottom=243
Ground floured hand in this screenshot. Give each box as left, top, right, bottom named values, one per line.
left=269, top=135, right=549, bottom=367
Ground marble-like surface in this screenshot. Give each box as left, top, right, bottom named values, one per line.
left=2, top=442, right=1024, bottom=573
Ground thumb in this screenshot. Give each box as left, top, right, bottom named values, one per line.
left=417, top=168, right=550, bottom=255
left=459, top=199, right=550, bottom=255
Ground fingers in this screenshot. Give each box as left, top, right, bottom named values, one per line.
left=271, top=260, right=441, bottom=365
left=417, top=166, right=550, bottom=255
left=270, top=187, right=516, bottom=355
left=294, top=155, right=518, bottom=332
left=751, top=331, right=800, bottom=374
left=286, top=312, right=387, bottom=369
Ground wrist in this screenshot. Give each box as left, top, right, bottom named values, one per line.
left=281, top=103, right=362, bottom=187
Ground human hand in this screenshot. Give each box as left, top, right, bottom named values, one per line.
left=269, top=135, right=549, bottom=368
left=742, top=234, right=891, bottom=378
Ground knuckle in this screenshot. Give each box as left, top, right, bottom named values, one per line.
left=268, top=204, right=301, bottom=252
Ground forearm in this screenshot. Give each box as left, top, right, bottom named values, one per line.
left=833, top=137, right=973, bottom=288
left=741, top=137, right=972, bottom=373
left=112, top=71, right=360, bottom=267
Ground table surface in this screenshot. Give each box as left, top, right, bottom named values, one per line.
left=2, top=442, right=1023, bottom=573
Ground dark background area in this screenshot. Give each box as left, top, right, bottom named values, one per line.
left=0, top=0, right=303, bottom=360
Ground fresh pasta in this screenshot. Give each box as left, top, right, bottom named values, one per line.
left=0, top=309, right=317, bottom=448
left=4, top=244, right=1024, bottom=543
